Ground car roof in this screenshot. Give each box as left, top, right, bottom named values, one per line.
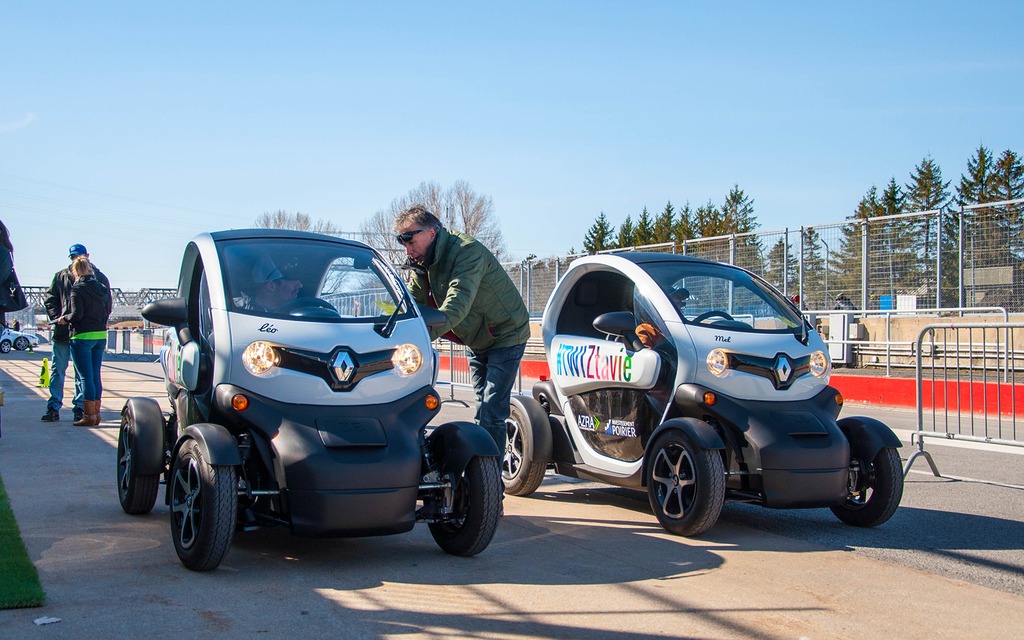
left=208, top=228, right=369, bottom=249
left=600, top=252, right=723, bottom=267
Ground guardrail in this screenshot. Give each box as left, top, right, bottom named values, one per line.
left=804, top=306, right=1010, bottom=376
left=905, top=321, right=1023, bottom=477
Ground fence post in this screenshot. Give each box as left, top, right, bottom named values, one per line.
left=935, top=211, right=942, bottom=309
left=861, top=220, right=869, bottom=311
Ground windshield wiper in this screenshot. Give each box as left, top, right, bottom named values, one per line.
left=375, top=292, right=409, bottom=338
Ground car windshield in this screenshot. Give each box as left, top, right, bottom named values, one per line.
left=219, top=238, right=409, bottom=322
left=645, top=261, right=803, bottom=334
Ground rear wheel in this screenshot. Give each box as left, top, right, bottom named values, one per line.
left=645, top=430, right=725, bottom=536
left=503, top=403, right=546, bottom=497
left=831, top=447, right=903, bottom=527
left=170, top=439, right=238, bottom=571
left=429, top=456, right=501, bottom=556
left=13, top=336, right=29, bottom=350
left=0, top=340, right=11, bottom=353
left=117, top=411, right=161, bottom=515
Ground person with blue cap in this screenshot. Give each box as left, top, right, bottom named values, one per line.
left=41, top=243, right=110, bottom=423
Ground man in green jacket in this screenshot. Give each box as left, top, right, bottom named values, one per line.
left=394, top=205, right=530, bottom=451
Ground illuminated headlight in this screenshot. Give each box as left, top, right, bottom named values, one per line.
left=809, top=350, right=830, bottom=377
left=392, top=343, right=422, bottom=377
left=707, top=348, right=729, bottom=377
left=242, top=341, right=280, bottom=376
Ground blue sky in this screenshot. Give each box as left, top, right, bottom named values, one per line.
left=2, top=2, right=1022, bottom=289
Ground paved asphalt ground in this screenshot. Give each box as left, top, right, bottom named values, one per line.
left=0, top=346, right=1022, bottom=639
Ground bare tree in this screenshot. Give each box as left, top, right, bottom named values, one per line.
left=255, top=210, right=342, bottom=235
left=361, top=181, right=508, bottom=261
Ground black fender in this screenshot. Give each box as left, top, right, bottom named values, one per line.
left=173, top=423, right=242, bottom=467
left=643, top=417, right=725, bottom=482
left=837, top=416, right=902, bottom=464
left=427, top=421, right=499, bottom=480
left=511, top=394, right=553, bottom=463
left=122, top=397, right=167, bottom=475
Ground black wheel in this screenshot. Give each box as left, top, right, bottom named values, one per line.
left=0, top=340, right=11, bottom=353
left=830, top=447, right=903, bottom=527
left=645, top=430, right=725, bottom=536
left=169, top=439, right=238, bottom=571
left=693, top=310, right=734, bottom=324
left=117, top=411, right=161, bottom=515
left=13, top=336, right=29, bottom=350
left=503, top=403, right=546, bottom=497
left=429, top=456, right=502, bottom=556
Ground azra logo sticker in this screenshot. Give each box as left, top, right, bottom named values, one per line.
left=577, top=414, right=601, bottom=432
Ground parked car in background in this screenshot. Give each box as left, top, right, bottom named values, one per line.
left=0, top=327, right=39, bottom=353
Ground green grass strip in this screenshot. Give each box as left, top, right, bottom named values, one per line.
left=0, top=470, right=45, bottom=608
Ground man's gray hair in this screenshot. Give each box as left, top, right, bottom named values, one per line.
left=394, top=204, right=442, bottom=232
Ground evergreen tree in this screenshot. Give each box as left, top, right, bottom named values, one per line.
left=832, top=187, right=878, bottom=305
left=721, top=184, right=758, bottom=233
left=616, top=215, right=636, bottom=248
left=634, top=207, right=654, bottom=246
left=905, top=156, right=951, bottom=304
left=583, top=212, right=616, bottom=254
left=991, top=149, right=1024, bottom=262
left=956, top=144, right=996, bottom=205
left=674, top=202, right=695, bottom=248
left=653, top=201, right=675, bottom=244
left=722, top=185, right=763, bottom=272
left=764, top=236, right=797, bottom=297
left=801, top=227, right=828, bottom=309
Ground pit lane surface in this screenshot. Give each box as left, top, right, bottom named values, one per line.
left=0, top=352, right=1021, bottom=639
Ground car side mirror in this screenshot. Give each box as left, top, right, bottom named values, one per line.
left=418, top=305, right=446, bottom=331
left=593, top=311, right=641, bottom=350
left=141, top=297, right=191, bottom=344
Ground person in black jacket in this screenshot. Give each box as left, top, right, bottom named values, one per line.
left=55, top=256, right=112, bottom=427
left=42, top=243, right=109, bottom=422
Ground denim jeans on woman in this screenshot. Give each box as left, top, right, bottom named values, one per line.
left=466, top=342, right=526, bottom=451
left=69, top=338, right=106, bottom=401
left=47, top=340, right=84, bottom=413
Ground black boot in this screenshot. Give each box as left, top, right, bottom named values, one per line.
left=41, top=408, right=60, bottom=422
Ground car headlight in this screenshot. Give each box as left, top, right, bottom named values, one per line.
left=242, top=341, right=280, bottom=376
left=707, top=348, right=729, bottom=377
left=392, top=343, right=422, bottom=377
left=809, top=350, right=830, bottom=377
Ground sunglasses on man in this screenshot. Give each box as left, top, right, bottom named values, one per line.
left=396, top=228, right=428, bottom=244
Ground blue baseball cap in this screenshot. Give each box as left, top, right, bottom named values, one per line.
left=69, top=243, right=88, bottom=258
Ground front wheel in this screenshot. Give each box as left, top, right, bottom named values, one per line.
left=830, top=447, right=903, bottom=527
left=13, top=336, right=29, bottom=350
left=503, top=403, right=546, bottom=497
left=169, top=439, right=238, bottom=571
left=117, top=412, right=161, bottom=515
left=645, top=430, right=725, bottom=536
left=0, top=340, right=11, bottom=353
left=429, top=456, right=501, bottom=556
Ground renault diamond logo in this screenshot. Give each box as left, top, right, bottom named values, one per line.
left=332, top=351, right=356, bottom=383
left=775, top=355, right=792, bottom=382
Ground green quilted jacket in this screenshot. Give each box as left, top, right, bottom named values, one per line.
left=408, top=228, right=530, bottom=352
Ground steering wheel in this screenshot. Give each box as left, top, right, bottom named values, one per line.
left=693, top=310, right=734, bottom=324
left=276, top=296, right=339, bottom=317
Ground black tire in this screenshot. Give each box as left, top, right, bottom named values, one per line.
left=13, top=336, right=29, bottom=351
left=169, top=439, right=238, bottom=571
left=0, top=340, right=11, bottom=353
left=830, top=447, right=903, bottom=527
left=503, top=403, right=546, bottom=497
left=645, top=429, right=725, bottom=537
left=117, top=411, right=161, bottom=515
left=429, top=456, right=502, bottom=557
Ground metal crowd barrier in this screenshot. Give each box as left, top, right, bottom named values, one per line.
left=105, top=328, right=158, bottom=356
left=906, top=321, right=1023, bottom=477
left=432, top=340, right=526, bottom=408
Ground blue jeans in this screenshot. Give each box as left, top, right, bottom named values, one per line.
left=70, top=339, right=106, bottom=401
left=466, top=342, right=526, bottom=449
left=47, top=340, right=84, bottom=413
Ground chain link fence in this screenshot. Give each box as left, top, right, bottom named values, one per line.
left=501, top=199, right=1024, bottom=317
